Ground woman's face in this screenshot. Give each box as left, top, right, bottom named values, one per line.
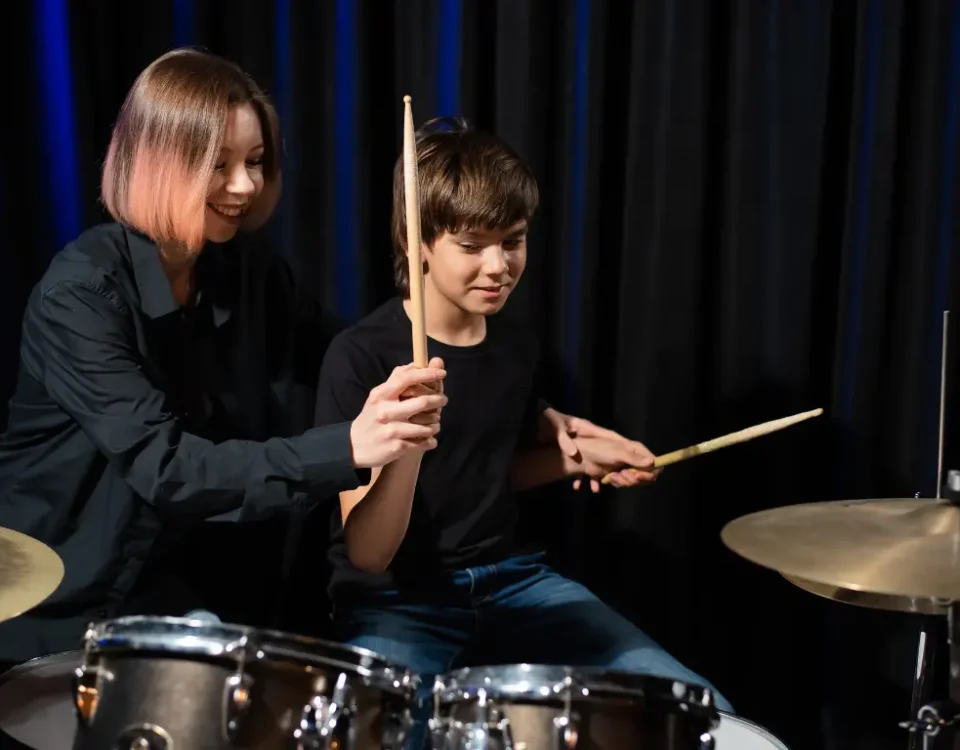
left=204, top=103, right=265, bottom=244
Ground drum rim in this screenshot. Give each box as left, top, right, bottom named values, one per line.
left=432, top=663, right=715, bottom=713
left=716, top=711, right=790, bottom=749
left=84, top=616, right=420, bottom=693
left=0, top=650, right=81, bottom=691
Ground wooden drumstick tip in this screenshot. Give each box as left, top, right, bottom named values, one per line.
left=403, top=95, right=412, bottom=103
left=599, top=406, right=825, bottom=485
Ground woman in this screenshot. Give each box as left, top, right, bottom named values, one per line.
left=0, top=48, right=446, bottom=667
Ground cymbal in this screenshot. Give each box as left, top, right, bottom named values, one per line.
left=782, top=573, right=948, bottom=615
left=721, top=498, right=960, bottom=603
left=0, top=528, right=64, bottom=623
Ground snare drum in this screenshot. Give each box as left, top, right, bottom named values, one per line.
left=429, top=664, right=719, bottom=750
left=71, top=615, right=420, bottom=750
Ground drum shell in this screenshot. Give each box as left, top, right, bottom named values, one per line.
left=71, top=616, right=419, bottom=750
left=72, top=651, right=408, bottom=750
left=432, top=693, right=714, bottom=750
left=429, top=665, right=718, bottom=750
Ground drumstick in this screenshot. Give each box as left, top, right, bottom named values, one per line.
left=403, top=95, right=429, bottom=367
left=601, top=408, right=824, bottom=484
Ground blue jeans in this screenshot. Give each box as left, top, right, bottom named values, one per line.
left=334, top=553, right=734, bottom=749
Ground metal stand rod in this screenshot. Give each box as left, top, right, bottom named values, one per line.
left=901, top=605, right=960, bottom=749
left=910, top=622, right=937, bottom=750
left=950, top=603, right=960, bottom=749
left=939, top=311, right=950, bottom=500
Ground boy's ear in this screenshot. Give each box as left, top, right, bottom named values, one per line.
left=403, top=244, right=430, bottom=275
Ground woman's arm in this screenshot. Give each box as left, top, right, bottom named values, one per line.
left=29, top=279, right=443, bottom=520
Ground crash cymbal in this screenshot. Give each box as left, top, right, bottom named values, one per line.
left=782, top=573, right=949, bottom=615
left=0, top=528, right=64, bottom=623
left=721, top=498, right=960, bottom=602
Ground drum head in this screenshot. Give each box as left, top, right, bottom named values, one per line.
left=86, top=615, right=419, bottom=694
left=713, top=712, right=789, bottom=749
left=0, top=651, right=79, bottom=750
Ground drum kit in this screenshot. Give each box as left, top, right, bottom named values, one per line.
left=7, top=471, right=960, bottom=750
left=0, top=532, right=786, bottom=750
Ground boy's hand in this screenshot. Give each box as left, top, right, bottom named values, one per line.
left=541, top=409, right=659, bottom=492
left=565, top=434, right=660, bottom=492
left=401, top=357, right=446, bottom=427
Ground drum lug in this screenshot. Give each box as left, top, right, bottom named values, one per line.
left=698, top=731, right=716, bottom=750
left=447, top=716, right=513, bottom=750
left=73, top=663, right=102, bottom=725
left=222, top=671, right=254, bottom=743
left=221, top=633, right=258, bottom=744
left=552, top=675, right=577, bottom=750
left=293, top=672, right=352, bottom=750
left=552, top=715, right=578, bottom=750
left=431, top=695, right=514, bottom=750
left=381, top=708, right=413, bottom=750
left=115, top=724, right=173, bottom=750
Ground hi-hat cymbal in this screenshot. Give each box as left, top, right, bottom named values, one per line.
left=0, top=528, right=64, bottom=623
left=721, top=498, right=960, bottom=602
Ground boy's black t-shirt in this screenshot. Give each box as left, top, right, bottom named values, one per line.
left=314, top=297, right=544, bottom=603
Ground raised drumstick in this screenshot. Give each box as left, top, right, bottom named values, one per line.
left=601, top=408, right=824, bottom=484
left=403, top=95, right=428, bottom=367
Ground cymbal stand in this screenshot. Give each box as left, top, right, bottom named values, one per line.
left=903, top=312, right=953, bottom=749
left=901, top=600, right=960, bottom=750
left=910, top=619, right=938, bottom=750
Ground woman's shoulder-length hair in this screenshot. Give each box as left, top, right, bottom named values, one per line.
left=101, top=47, right=282, bottom=252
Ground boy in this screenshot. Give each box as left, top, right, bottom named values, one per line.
left=314, top=119, right=734, bottom=741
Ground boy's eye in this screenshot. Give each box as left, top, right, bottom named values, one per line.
left=459, top=243, right=479, bottom=251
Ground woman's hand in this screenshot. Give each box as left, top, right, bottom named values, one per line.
left=349, top=362, right=447, bottom=468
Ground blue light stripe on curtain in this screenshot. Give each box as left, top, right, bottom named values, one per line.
left=334, top=0, right=359, bottom=321
left=436, top=0, right=462, bottom=116
left=35, top=0, right=81, bottom=254
left=838, top=0, right=882, bottom=425
left=566, top=0, right=591, bottom=406
left=273, top=0, right=296, bottom=266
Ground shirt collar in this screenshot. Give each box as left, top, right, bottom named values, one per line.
left=126, top=228, right=232, bottom=327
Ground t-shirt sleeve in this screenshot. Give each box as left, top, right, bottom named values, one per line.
left=314, top=333, right=381, bottom=429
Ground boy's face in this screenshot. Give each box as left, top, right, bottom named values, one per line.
left=423, top=222, right=528, bottom=315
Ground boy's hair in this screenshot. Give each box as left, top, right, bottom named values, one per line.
left=101, top=47, right=282, bottom=253
left=391, top=117, right=539, bottom=296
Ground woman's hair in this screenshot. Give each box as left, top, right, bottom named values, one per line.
left=391, top=117, right=539, bottom=296
left=101, top=48, right=282, bottom=252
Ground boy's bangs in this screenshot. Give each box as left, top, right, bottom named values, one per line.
left=431, top=160, right=538, bottom=236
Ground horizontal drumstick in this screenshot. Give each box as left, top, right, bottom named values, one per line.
left=601, top=408, right=824, bottom=484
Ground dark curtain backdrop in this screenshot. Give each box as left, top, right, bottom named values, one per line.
left=3, top=1, right=960, bottom=748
